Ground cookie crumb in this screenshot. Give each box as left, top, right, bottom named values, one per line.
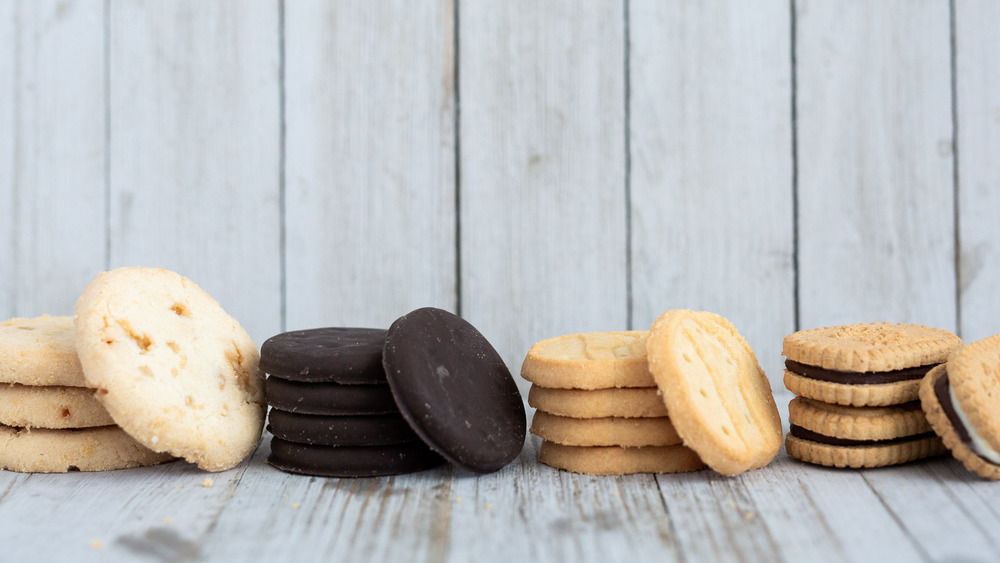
left=163, top=517, right=173, bottom=525
left=173, top=485, right=182, bottom=490
left=203, top=478, right=213, bottom=488
left=454, top=497, right=463, bottom=503
left=744, top=511, right=755, bottom=520
left=291, top=502, right=301, bottom=509
left=89, top=539, right=104, bottom=550
left=611, top=491, right=620, bottom=498
left=485, top=503, right=494, bottom=510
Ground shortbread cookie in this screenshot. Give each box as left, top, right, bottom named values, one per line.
left=785, top=433, right=946, bottom=469
left=265, top=377, right=398, bottom=415
left=783, top=323, right=961, bottom=407
left=530, top=411, right=681, bottom=447
left=538, top=442, right=705, bottom=475
left=75, top=267, right=266, bottom=472
left=0, top=315, right=86, bottom=387
left=920, top=335, right=1000, bottom=480
left=267, top=410, right=419, bottom=447
left=267, top=437, right=445, bottom=477
left=261, top=328, right=388, bottom=384
left=0, top=424, right=174, bottom=473
left=646, top=310, right=782, bottom=476
left=527, top=385, right=668, bottom=418
left=0, top=383, right=113, bottom=429
left=521, top=331, right=654, bottom=389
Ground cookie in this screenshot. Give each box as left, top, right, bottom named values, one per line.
left=530, top=411, right=681, bottom=447
left=265, top=377, right=398, bottom=415
left=0, top=424, right=174, bottom=473
left=537, top=442, right=705, bottom=475
left=646, top=310, right=782, bottom=476
left=74, top=267, right=266, bottom=472
left=260, top=328, right=387, bottom=384
left=266, top=410, right=419, bottom=447
left=527, top=385, right=668, bottom=418
left=521, top=331, right=654, bottom=389
left=783, top=323, right=962, bottom=407
left=785, top=433, right=946, bottom=469
left=0, top=315, right=87, bottom=387
left=383, top=307, right=525, bottom=474
left=0, top=383, right=114, bottom=429
left=267, top=437, right=445, bottom=478
left=920, top=335, right=1000, bottom=480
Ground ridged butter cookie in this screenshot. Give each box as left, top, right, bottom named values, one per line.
left=521, top=331, right=654, bottom=389
left=538, top=442, right=705, bottom=475
left=527, top=385, right=667, bottom=419
left=0, top=315, right=87, bottom=387
left=0, top=383, right=113, bottom=429
left=530, top=411, right=681, bottom=447
left=75, top=267, right=266, bottom=472
left=0, top=425, right=173, bottom=473
left=646, top=310, right=782, bottom=476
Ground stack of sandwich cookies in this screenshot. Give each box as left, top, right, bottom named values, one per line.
left=523, top=331, right=706, bottom=475
left=783, top=323, right=960, bottom=468
left=0, top=315, right=172, bottom=472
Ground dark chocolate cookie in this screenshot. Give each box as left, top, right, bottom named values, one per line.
left=260, top=328, right=387, bottom=384
left=267, top=438, right=445, bottom=477
left=265, top=377, right=398, bottom=415
left=383, top=307, right=526, bottom=474
left=267, top=410, right=419, bottom=447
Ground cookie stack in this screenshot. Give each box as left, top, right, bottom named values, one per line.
left=0, top=315, right=172, bottom=472
left=782, top=323, right=962, bottom=468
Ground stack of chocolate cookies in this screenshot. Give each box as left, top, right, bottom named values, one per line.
left=782, top=323, right=962, bottom=468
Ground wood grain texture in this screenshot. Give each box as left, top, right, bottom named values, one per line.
left=107, top=0, right=281, bottom=346
left=459, top=0, right=627, bottom=382
left=955, top=0, right=1000, bottom=342
left=796, top=0, right=957, bottom=331
left=1, top=0, right=106, bottom=319
left=284, top=0, right=456, bottom=332
left=629, top=0, right=795, bottom=385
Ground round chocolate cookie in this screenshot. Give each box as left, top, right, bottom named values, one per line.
left=267, top=410, right=419, bottom=447
left=265, top=377, right=398, bottom=415
left=267, top=438, right=445, bottom=477
left=383, top=307, right=526, bottom=474
left=260, top=328, right=387, bottom=384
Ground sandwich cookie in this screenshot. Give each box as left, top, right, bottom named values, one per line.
left=920, top=334, right=1000, bottom=480
left=538, top=442, right=705, bottom=476
left=521, top=331, right=654, bottom=390
left=530, top=411, right=681, bottom=447
left=0, top=425, right=173, bottom=473
left=527, top=386, right=668, bottom=419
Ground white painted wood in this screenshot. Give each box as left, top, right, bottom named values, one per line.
left=955, top=0, right=1000, bottom=343
left=459, top=0, right=628, bottom=382
left=628, top=0, right=795, bottom=386
left=796, top=0, right=957, bottom=331
left=284, top=0, right=457, bottom=331
left=1, top=0, right=106, bottom=319
left=107, top=0, right=281, bottom=346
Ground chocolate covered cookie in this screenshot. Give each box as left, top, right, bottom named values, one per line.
left=265, top=377, right=397, bottom=416
left=267, top=410, right=419, bottom=447
left=260, top=328, right=387, bottom=384
left=267, top=437, right=445, bottom=478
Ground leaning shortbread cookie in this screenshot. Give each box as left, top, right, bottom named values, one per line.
left=530, top=411, right=681, bottom=447
left=75, top=267, right=265, bottom=472
left=783, top=323, right=961, bottom=407
left=0, top=315, right=87, bottom=387
left=646, top=310, right=782, bottom=476
left=521, top=331, right=654, bottom=389
left=0, top=425, right=173, bottom=473
left=528, top=385, right=669, bottom=418
left=920, top=334, right=1000, bottom=480
left=538, top=442, right=705, bottom=475
left=0, top=384, right=113, bottom=429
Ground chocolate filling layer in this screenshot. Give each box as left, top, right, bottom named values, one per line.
left=933, top=369, right=1000, bottom=467
left=785, top=360, right=937, bottom=385
left=789, top=424, right=934, bottom=447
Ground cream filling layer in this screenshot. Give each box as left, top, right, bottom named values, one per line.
left=950, top=386, right=1000, bottom=465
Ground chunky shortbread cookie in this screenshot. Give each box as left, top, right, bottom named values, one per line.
left=0, top=424, right=174, bottom=473
left=646, top=310, right=782, bottom=476
left=530, top=411, right=681, bottom=447
left=75, top=267, right=265, bottom=472
left=0, top=315, right=87, bottom=387
left=920, top=337, right=1000, bottom=480
left=538, top=442, right=705, bottom=475
left=788, top=397, right=931, bottom=442
left=785, top=433, right=946, bottom=469
left=521, top=331, right=654, bottom=390
left=0, top=384, right=113, bottom=429
left=528, top=385, right=669, bottom=419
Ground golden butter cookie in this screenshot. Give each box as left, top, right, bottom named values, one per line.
left=788, top=396, right=930, bottom=441
left=520, top=331, right=654, bottom=389
left=919, top=338, right=1000, bottom=480
left=75, top=267, right=266, bottom=472
left=530, top=411, right=681, bottom=447
left=527, top=385, right=668, bottom=418
left=646, top=310, right=782, bottom=476
left=538, top=441, right=705, bottom=475
left=783, top=322, right=961, bottom=372
left=785, top=433, right=946, bottom=469
left=0, top=383, right=113, bottom=429
left=0, top=315, right=87, bottom=387
left=0, top=424, right=174, bottom=473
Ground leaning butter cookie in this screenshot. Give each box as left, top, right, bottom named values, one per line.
left=521, top=331, right=654, bottom=389
left=0, top=315, right=87, bottom=387
left=75, top=267, right=265, bottom=472
left=0, top=425, right=173, bottom=473
left=0, top=384, right=113, bottom=429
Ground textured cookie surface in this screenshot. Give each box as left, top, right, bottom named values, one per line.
left=783, top=371, right=920, bottom=407
left=75, top=267, right=265, bottom=472
left=783, top=323, right=961, bottom=373
left=530, top=411, right=681, bottom=447
left=260, top=328, right=387, bottom=384
left=785, top=433, right=946, bottom=468
left=0, top=424, right=174, bottom=473
left=0, top=315, right=87, bottom=387
left=521, top=331, right=654, bottom=389
left=267, top=437, right=445, bottom=477
left=267, top=410, right=419, bottom=447
left=646, top=310, right=782, bottom=476
left=943, top=333, right=1000, bottom=465
left=538, top=442, right=705, bottom=475
left=0, top=384, right=113, bottom=429
left=265, top=377, right=398, bottom=416
left=788, top=396, right=930, bottom=441
left=528, top=385, right=668, bottom=418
